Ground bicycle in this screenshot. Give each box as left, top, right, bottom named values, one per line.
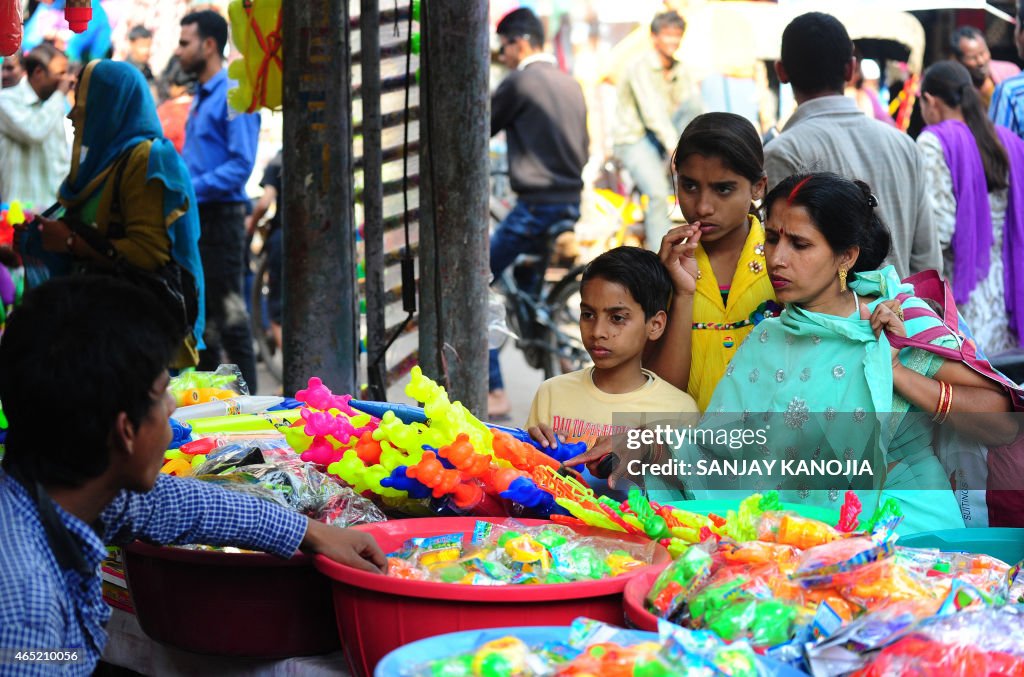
left=492, top=219, right=591, bottom=380
left=249, top=228, right=283, bottom=385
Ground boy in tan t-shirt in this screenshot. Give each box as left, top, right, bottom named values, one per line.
left=527, top=247, right=697, bottom=492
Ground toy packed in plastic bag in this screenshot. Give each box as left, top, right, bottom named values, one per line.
left=852, top=605, right=1024, bottom=677
left=169, top=365, right=248, bottom=406
left=641, top=492, right=1020, bottom=660
left=551, top=485, right=867, bottom=559
left=166, top=446, right=384, bottom=555
left=386, top=520, right=656, bottom=585
left=401, top=616, right=776, bottom=677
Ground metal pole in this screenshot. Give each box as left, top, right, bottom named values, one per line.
left=281, top=0, right=359, bottom=396
left=418, top=0, right=490, bottom=416
left=360, top=0, right=387, bottom=401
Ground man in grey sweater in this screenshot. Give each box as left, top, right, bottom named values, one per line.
left=488, top=7, right=589, bottom=417
left=764, top=12, right=941, bottom=277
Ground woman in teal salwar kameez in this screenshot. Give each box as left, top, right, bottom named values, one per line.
left=670, top=173, right=1016, bottom=533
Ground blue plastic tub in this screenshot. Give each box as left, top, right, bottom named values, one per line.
left=375, top=625, right=806, bottom=677
left=375, top=626, right=651, bottom=677
left=898, top=527, right=1024, bottom=565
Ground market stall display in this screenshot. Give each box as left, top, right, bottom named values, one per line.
left=314, top=517, right=670, bottom=677
left=95, top=366, right=1024, bottom=675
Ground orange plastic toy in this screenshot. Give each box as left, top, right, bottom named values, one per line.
left=490, top=429, right=560, bottom=471
left=437, top=433, right=492, bottom=477
left=405, top=451, right=483, bottom=509
left=354, top=430, right=383, bottom=465
left=776, top=514, right=841, bottom=550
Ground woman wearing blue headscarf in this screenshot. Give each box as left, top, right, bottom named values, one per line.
left=36, top=59, right=204, bottom=368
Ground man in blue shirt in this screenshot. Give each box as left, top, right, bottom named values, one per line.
left=0, top=276, right=386, bottom=675
left=177, top=10, right=260, bottom=391
left=989, top=1, right=1024, bottom=139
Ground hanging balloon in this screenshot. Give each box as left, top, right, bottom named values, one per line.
left=227, top=0, right=283, bottom=114
left=0, top=0, right=21, bottom=56
left=64, top=0, right=92, bottom=34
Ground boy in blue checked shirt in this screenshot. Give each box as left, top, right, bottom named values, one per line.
left=0, top=276, right=386, bottom=675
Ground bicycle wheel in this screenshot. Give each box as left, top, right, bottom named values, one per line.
left=250, top=252, right=282, bottom=384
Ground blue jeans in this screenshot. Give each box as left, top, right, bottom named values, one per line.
left=489, top=200, right=580, bottom=391
left=615, top=134, right=674, bottom=249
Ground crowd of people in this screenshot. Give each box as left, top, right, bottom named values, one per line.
left=491, top=5, right=1024, bottom=534
left=0, top=3, right=1023, bottom=673
left=0, top=7, right=262, bottom=391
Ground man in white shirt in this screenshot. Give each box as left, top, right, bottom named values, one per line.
left=0, top=43, right=71, bottom=210
left=1, top=52, right=23, bottom=89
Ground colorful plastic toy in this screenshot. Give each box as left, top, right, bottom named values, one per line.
left=227, top=0, right=282, bottom=113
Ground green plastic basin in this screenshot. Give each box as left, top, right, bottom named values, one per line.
left=897, top=528, right=1024, bottom=565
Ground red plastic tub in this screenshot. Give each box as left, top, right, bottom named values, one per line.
left=124, top=541, right=340, bottom=658
left=314, top=517, right=670, bottom=677
left=622, top=564, right=668, bottom=631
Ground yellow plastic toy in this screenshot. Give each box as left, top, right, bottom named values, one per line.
left=227, top=0, right=283, bottom=113
left=7, top=201, right=24, bottom=226
left=406, top=366, right=493, bottom=454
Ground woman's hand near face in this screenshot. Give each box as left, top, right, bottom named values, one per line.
left=658, top=224, right=701, bottom=297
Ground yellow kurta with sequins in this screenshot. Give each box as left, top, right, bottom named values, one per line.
left=688, top=216, right=776, bottom=411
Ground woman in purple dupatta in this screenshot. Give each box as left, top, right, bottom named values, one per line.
left=918, top=60, right=1024, bottom=357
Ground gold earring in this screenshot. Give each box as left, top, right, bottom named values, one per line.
left=839, top=268, right=848, bottom=292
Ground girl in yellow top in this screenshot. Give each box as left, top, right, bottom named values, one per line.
left=645, top=113, right=776, bottom=410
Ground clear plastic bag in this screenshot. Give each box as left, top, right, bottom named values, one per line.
left=315, top=489, right=386, bottom=527
left=855, top=606, right=1024, bottom=677
left=169, top=365, right=248, bottom=407
left=487, top=288, right=517, bottom=350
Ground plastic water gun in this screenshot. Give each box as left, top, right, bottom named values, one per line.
left=405, top=451, right=482, bottom=509
left=227, top=0, right=282, bottom=113
left=169, top=418, right=192, bottom=449
left=371, top=411, right=445, bottom=465
left=625, top=486, right=670, bottom=540
left=351, top=397, right=586, bottom=461
left=326, top=449, right=404, bottom=498
left=161, top=445, right=207, bottom=476
left=436, top=433, right=491, bottom=477
left=406, top=367, right=492, bottom=452
left=864, top=497, right=904, bottom=533
left=169, top=370, right=240, bottom=402
left=380, top=466, right=432, bottom=499
left=713, top=493, right=766, bottom=542
left=647, top=545, right=714, bottom=617
left=837, top=489, right=863, bottom=532
left=295, top=376, right=360, bottom=416
left=300, top=408, right=375, bottom=446
left=489, top=429, right=561, bottom=471
left=353, top=430, right=382, bottom=465
left=775, top=515, right=842, bottom=550
left=175, top=387, right=238, bottom=407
